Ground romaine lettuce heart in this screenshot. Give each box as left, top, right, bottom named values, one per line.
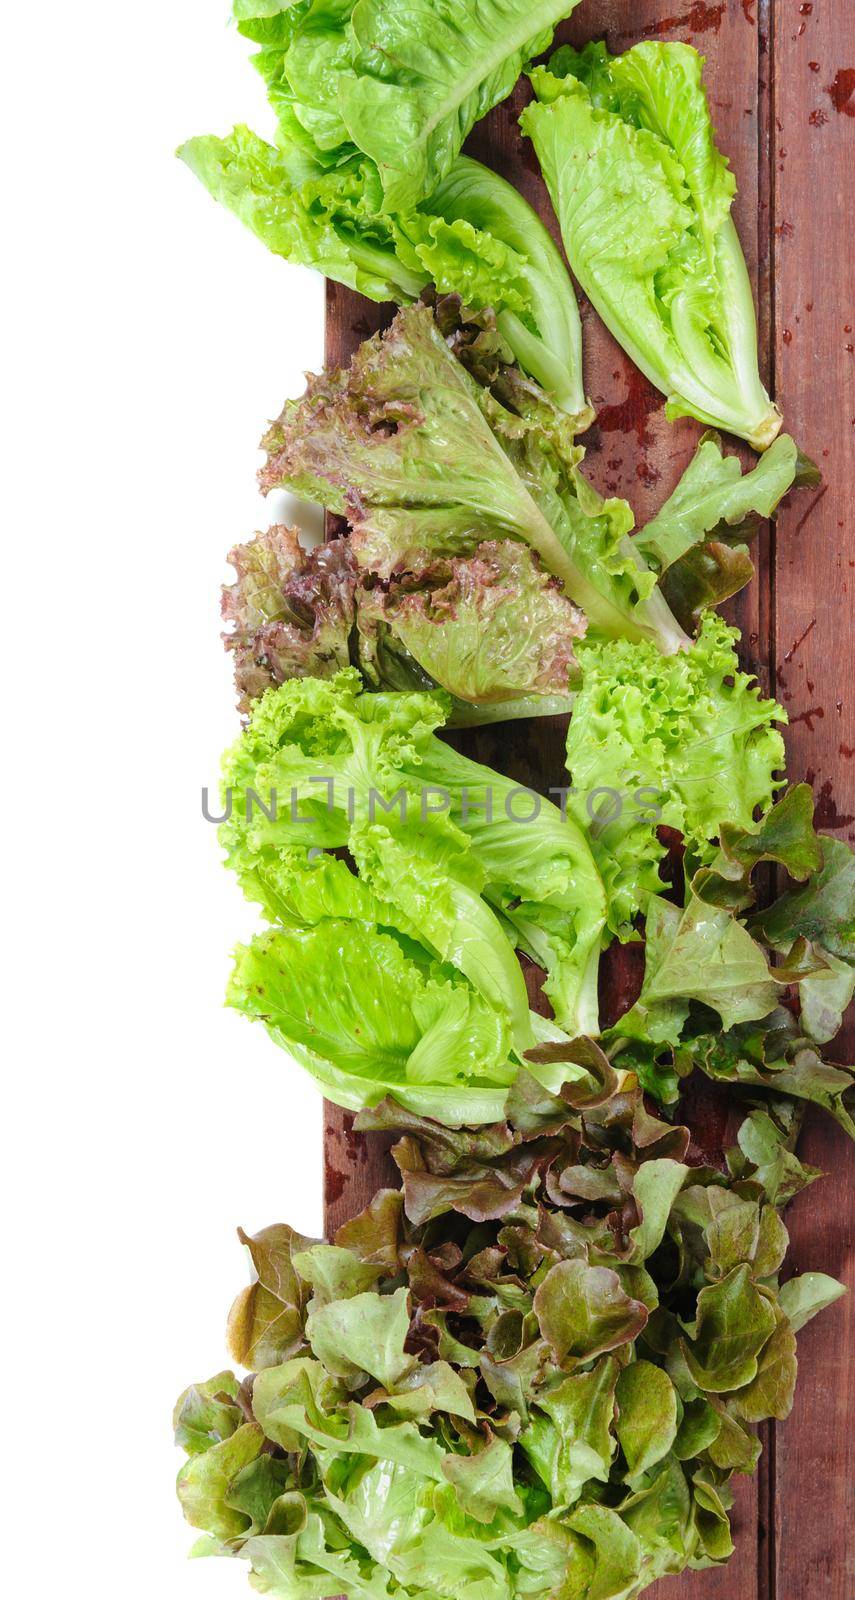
left=522, top=41, right=782, bottom=449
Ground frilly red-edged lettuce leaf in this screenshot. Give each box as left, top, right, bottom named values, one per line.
left=222, top=527, right=356, bottom=712
left=357, top=540, right=584, bottom=711
left=223, top=529, right=582, bottom=723
left=259, top=300, right=688, bottom=653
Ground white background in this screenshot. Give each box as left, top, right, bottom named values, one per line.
left=4, top=5, right=325, bottom=1595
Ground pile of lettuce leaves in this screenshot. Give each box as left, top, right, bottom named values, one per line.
left=220, top=654, right=854, bottom=1135
left=175, top=1075, right=845, bottom=1599
left=178, top=9, right=854, bottom=1598
left=181, top=11, right=782, bottom=450
left=180, top=0, right=593, bottom=422
left=215, top=303, right=852, bottom=1133
left=223, top=297, right=813, bottom=724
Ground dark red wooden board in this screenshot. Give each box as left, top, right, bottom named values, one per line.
left=323, top=3, right=854, bottom=1594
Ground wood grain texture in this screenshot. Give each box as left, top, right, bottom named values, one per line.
left=322, top=1, right=852, bottom=1592
left=770, top=3, right=854, bottom=1597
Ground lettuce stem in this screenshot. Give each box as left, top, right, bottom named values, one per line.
left=497, top=309, right=593, bottom=427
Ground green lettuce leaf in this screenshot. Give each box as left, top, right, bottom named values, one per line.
left=750, top=835, right=855, bottom=963
left=615, top=892, right=778, bottom=1046
left=694, top=784, right=822, bottom=914
left=728, top=1107, right=823, bottom=1205
left=779, top=1272, right=847, bottom=1333
left=425, top=156, right=591, bottom=421
left=681, top=1265, right=778, bottom=1393
left=692, top=789, right=854, bottom=1045
left=306, top=1285, right=414, bottom=1387
left=614, top=1362, right=678, bottom=1482
left=520, top=1358, right=618, bottom=1507
left=635, top=433, right=819, bottom=630
left=227, top=920, right=517, bottom=1122
left=236, top=0, right=356, bottom=159
left=245, top=1510, right=397, bottom=1599
left=181, top=25, right=590, bottom=418
left=441, top=1433, right=523, bottom=1522
left=565, top=613, right=786, bottom=932
left=177, top=1422, right=266, bottom=1542
left=522, top=41, right=782, bottom=448
left=680, top=1013, right=855, bottom=1140
left=179, top=130, right=428, bottom=301
left=533, top=1260, right=649, bottom=1367
left=340, top=1, right=581, bottom=209
left=221, top=669, right=607, bottom=1045
left=173, top=1372, right=243, bottom=1457
left=350, top=820, right=535, bottom=1053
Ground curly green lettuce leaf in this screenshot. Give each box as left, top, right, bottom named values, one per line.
left=565, top=613, right=786, bottom=932
left=635, top=433, right=819, bottom=630
left=340, top=0, right=582, bottom=210
left=522, top=41, right=782, bottom=448
left=350, top=820, right=535, bottom=1053
left=390, top=734, right=607, bottom=1037
left=260, top=301, right=688, bottom=652
left=221, top=669, right=607, bottom=1042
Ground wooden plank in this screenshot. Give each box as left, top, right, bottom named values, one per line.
left=770, top=2, right=854, bottom=1595
left=322, top=284, right=401, bottom=1238
left=322, top=2, right=850, bottom=1593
